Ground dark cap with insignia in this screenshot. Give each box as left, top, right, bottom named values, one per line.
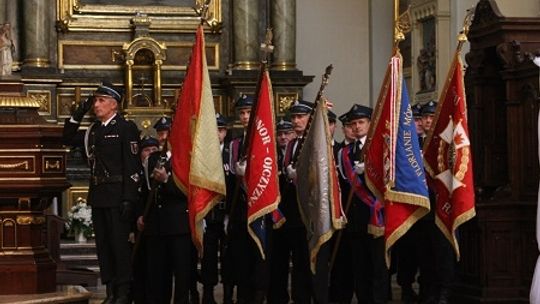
left=327, top=110, right=337, bottom=123
left=412, top=103, right=423, bottom=118
left=235, top=94, right=254, bottom=110
left=276, top=119, right=293, bottom=132
left=216, top=113, right=227, bottom=128
left=153, top=116, right=172, bottom=131
left=94, top=81, right=123, bottom=103
left=140, top=136, right=159, bottom=150
left=338, top=112, right=349, bottom=124
left=421, top=100, right=437, bottom=116
left=345, top=104, right=372, bottom=122
left=288, top=100, right=314, bottom=115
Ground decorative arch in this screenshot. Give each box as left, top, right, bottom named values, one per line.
left=122, top=36, right=167, bottom=107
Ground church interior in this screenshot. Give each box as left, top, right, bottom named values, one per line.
left=0, top=0, right=538, bottom=303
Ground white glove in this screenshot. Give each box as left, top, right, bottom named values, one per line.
left=286, top=164, right=297, bottom=180
left=235, top=160, right=246, bottom=176
left=223, top=215, right=229, bottom=235
left=202, top=219, right=207, bottom=233
left=353, top=161, right=365, bottom=175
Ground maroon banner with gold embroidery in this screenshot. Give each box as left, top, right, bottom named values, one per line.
left=423, top=51, right=475, bottom=259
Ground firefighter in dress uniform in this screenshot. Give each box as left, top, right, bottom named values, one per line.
left=333, top=104, right=389, bottom=304
left=201, top=113, right=232, bottom=304
left=268, top=100, right=313, bottom=304
left=63, top=82, right=141, bottom=304
left=135, top=127, right=192, bottom=304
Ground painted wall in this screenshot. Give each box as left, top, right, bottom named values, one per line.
left=296, top=0, right=371, bottom=124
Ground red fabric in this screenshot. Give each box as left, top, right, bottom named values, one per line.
left=245, top=70, right=280, bottom=257
left=170, top=25, right=224, bottom=252
left=423, top=53, right=475, bottom=255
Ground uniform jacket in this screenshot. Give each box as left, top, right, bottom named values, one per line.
left=63, top=114, right=140, bottom=208
left=138, top=151, right=190, bottom=236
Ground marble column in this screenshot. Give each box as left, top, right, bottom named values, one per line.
left=0, top=1, right=6, bottom=22
left=22, top=0, right=50, bottom=68
left=6, top=0, right=21, bottom=69
left=271, top=0, right=296, bottom=70
left=232, top=0, right=259, bottom=70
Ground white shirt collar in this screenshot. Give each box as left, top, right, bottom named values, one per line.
left=100, top=113, right=117, bottom=126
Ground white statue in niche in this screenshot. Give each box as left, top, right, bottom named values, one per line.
left=0, top=23, right=14, bottom=76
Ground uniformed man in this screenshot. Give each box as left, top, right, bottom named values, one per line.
left=421, top=100, right=436, bottom=133
left=333, top=104, right=389, bottom=304
left=412, top=103, right=424, bottom=138
left=153, top=116, right=172, bottom=149
left=132, top=136, right=160, bottom=304
left=276, top=118, right=295, bottom=154
left=268, top=100, right=313, bottom=304
left=393, top=103, right=423, bottom=304
left=227, top=94, right=274, bottom=304
left=201, top=113, right=231, bottom=304
left=136, top=137, right=191, bottom=304
left=63, top=82, right=141, bottom=304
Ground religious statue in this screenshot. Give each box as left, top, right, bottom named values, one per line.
left=0, top=23, right=14, bottom=76
left=417, top=45, right=436, bottom=92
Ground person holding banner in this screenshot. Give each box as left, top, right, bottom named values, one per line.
left=201, top=113, right=231, bottom=304
left=268, top=100, right=313, bottom=304
left=333, top=104, right=389, bottom=304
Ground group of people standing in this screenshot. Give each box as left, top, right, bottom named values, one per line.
left=63, top=81, right=456, bottom=304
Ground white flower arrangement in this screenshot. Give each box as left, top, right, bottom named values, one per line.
left=65, top=199, right=94, bottom=238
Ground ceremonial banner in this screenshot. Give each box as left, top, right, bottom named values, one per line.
left=170, top=25, right=226, bottom=253
left=364, top=51, right=430, bottom=264
left=245, top=69, right=280, bottom=259
left=296, top=102, right=346, bottom=273
left=423, top=52, right=475, bottom=258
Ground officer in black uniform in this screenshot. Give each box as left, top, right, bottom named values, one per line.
left=269, top=100, right=313, bottom=304
left=153, top=116, right=172, bottom=149
left=63, top=82, right=140, bottom=304
left=201, top=113, right=231, bottom=304
left=132, top=136, right=160, bottom=304
left=333, top=104, right=388, bottom=304
left=136, top=139, right=191, bottom=304
left=393, top=103, right=424, bottom=304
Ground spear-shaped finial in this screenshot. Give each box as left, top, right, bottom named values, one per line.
left=458, top=8, right=475, bottom=47
left=260, top=28, right=274, bottom=64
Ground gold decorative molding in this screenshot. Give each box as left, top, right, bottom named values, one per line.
left=43, top=155, right=64, bottom=173
left=277, top=94, right=298, bottom=114
left=0, top=156, right=35, bottom=174
left=56, top=0, right=222, bottom=33
left=58, top=40, right=219, bottom=70
left=0, top=96, right=41, bottom=108
left=28, top=90, right=52, bottom=114
left=16, top=216, right=33, bottom=225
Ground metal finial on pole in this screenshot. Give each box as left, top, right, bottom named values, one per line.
left=193, top=0, right=223, bottom=33
left=260, top=28, right=274, bottom=65
left=393, top=1, right=412, bottom=47
left=457, top=8, right=475, bottom=52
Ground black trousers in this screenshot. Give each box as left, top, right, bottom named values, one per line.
left=329, top=232, right=389, bottom=304
left=396, top=222, right=420, bottom=288
left=223, top=220, right=271, bottom=303
left=312, top=241, right=331, bottom=304
left=201, top=221, right=225, bottom=287
left=268, top=226, right=312, bottom=304
left=145, top=234, right=191, bottom=304
left=416, top=220, right=456, bottom=302
left=92, top=207, right=132, bottom=287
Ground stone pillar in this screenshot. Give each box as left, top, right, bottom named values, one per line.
left=22, top=0, right=50, bottom=68
left=271, top=0, right=296, bottom=70
left=0, top=1, right=6, bottom=22
left=232, top=0, right=259, bottom=70
left=6, top=0, right=21, bottom=70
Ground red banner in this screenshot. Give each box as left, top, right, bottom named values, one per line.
left=423, top=52, right=475, bottom=258
left=245, top=69, right=280, bottom=259
left=364, top=50, right=430, bottom=265
left=170, top=25, right=226, bottom=253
